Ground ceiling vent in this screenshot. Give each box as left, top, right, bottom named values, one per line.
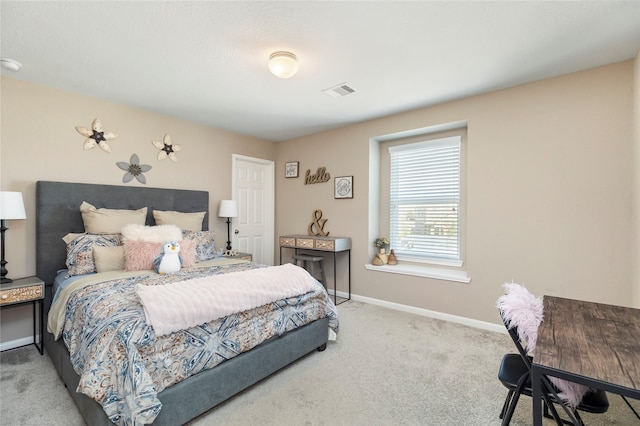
left=322, top=83, right=356, bottom=98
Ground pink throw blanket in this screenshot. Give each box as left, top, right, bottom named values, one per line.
left=136, top=263, right=319, bottom=336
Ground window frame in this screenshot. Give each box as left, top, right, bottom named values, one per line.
left=388, top=135, right=462, bottom=266
left=375, top=125, right=467, bottom=275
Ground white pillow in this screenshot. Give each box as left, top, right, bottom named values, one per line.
left=121, top=224, right=183, bottom=242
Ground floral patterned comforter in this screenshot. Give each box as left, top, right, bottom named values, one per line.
left=54, top=262, right=339, bottom=425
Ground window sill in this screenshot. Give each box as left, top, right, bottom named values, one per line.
left=365, top=263, right=471, bottom=283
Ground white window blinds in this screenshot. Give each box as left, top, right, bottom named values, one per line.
left=389, top=135, right=461, bottom=263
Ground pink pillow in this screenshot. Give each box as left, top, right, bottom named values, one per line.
left=124, top=240, right=197, bottom=271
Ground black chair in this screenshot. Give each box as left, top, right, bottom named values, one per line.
left=498, top=313, right=609, bottom=426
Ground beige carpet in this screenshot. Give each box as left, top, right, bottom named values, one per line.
left=1, top=301, right=638, bottom=425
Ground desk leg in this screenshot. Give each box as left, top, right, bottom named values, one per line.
left=532, top=366, right=542, bottom=426
left=333, top=251, right=337, bottom=305
left=348, top=250, right=351, bottom=301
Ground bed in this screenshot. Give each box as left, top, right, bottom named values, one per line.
left=36, top=180, right=338, bottom=425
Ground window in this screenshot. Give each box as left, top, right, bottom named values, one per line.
left=389, top=135, right=461, bottom=265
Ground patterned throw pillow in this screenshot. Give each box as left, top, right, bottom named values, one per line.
left=182, top=230, right=216, bottom=261
left=64, top=233, right=122, bottom=276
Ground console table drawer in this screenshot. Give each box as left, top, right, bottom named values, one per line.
left=279, top=235, right=351, bottom=252
left=315, top=239, right=335, bottom=250
left=296, top=238, right=315, bottom=248
left=279, top=237, right=296, bottom=247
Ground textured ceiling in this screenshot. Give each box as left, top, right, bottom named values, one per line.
left=1, top=1, right=639, bottom=142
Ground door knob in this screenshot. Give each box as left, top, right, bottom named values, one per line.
left=234, top=229, right=239, bottom=234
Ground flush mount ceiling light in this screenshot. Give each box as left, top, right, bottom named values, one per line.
left=0, top=58, right=22, bottom=72
left=268, top=51, right=298, bottom=79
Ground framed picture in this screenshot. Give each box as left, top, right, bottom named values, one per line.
left=285, top=161, right=299, bottom=178
left=334, top=176, right=353, bottom=199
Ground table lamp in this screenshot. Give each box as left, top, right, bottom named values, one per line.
left=218, top=200, right=238, bottom=251
left=1, top=191, right=27, bottom=284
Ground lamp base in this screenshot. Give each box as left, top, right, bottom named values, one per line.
left=1, top=219, right=11, bottom=285
left=226, top=217, right=232, bottom=251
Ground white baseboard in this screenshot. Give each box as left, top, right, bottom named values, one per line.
left=332, top=290, right=506, bottom=334
left=0, top=335, right=39, bottom=352
left=2, top=291, right=504, bottom=352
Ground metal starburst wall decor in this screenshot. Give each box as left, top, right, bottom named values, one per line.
left=75, top=118, right=118, bottom=152
left=152, top=133, right=182, bottom=162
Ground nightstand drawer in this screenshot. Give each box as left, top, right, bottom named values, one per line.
left=0, top=283, right=44, bottom=305
left=0, top=276, right=45, bottom=355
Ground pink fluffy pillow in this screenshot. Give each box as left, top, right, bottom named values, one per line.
left=124, top=240, right=197, bottom=271
left=496, top=282, right=543, bottom=355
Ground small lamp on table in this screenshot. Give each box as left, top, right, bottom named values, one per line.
left=218, top=200, right=238, bottom=251
left=1, top=191, right=27, bottom=284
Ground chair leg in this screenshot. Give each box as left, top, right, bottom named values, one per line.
left=573, top=410, right=583, bottom=426
left=319, top=260, right=326, bottom=285
left=502, top=373, right=529, bottom=426
left=544, top=403, right=552, bottom=419
left=501, top=391, right=521, bottom=426
left=308, top=261, right=316, bottom=280
left=540, top=392, right=564, bottom=426
left=500, top=390, right=514, bottom=420
left=541, top=376, right=581, bottom=426
left=621, top=395, right=640, bottom=420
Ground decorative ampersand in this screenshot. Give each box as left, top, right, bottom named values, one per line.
left=307, top=209, right=330, bottom=236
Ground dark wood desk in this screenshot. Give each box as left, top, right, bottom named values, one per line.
left=532, top=296, right=640, bottom=425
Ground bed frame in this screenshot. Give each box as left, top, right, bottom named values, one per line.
left=35, top=181, right=329, bottom=425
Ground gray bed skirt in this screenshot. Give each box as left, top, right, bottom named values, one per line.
left=44, top=316, right=329, bottom=425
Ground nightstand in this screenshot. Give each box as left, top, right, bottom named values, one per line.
left=0, top=276, right=45, bottom=355
left=229, top=252, right=252, bottom=261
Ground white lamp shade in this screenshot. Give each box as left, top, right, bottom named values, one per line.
left=268, top=51, right=298, bottom=79
left=218, top=200, right=238, bottom=218
left=0, top=191, right=26, bottom=220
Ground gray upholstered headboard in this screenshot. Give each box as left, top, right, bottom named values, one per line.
left=36, top=181, right=209, bottom=292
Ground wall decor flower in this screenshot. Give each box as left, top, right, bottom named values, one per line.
left=152, top=133, right=182, bottom=162
left=75, top=118, right=118, bottom=152
left=116, top=154, right=152, bottom=184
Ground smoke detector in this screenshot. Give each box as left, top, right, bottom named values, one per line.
left=322, top=83, right=356, bottom=98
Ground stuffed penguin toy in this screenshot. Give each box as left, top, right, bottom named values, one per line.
left=153, top=241, right=183, bottom=274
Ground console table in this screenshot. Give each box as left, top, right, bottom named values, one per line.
left=279, top=235, right=351, bottom=305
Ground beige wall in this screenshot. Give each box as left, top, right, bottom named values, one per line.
left=276, top=61, right=635, bottom=323
left=1, top=59, right=637, bottom=344
left=0, top=77, right=275, bottom=343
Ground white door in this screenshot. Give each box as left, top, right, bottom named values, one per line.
left=232, top=154, right=275, bottom=265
